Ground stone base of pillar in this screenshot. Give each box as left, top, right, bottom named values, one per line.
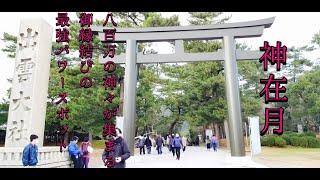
left=0, top=146, right=72, bottom=168
left=224, top=155, right=268, bottom=168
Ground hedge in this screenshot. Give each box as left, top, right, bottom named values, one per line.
left=261, top=132, right=320, bottom=148
left=274, top=136, right=286, bottom=147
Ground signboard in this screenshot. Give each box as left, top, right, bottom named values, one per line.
left=249, top=116, right=261, bottom=155
left=297, top=124, right=303, bottom=134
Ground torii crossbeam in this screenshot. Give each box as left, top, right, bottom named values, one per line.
left=92, top=17, right=275, bottom=157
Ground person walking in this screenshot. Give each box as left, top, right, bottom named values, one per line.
left=206, top=136, right=211, bottom=151
left=195, top=136, right=200, bottom=146
left=138, top=134, right=146, bottom=155
left=68, top=136, right=83, bottom=168
left=145, top=136, right=152, bottom=154
left=102, top=128, right=131, bottom=168
left=212, top=135, right=218, bottom=152
left=80, top=137, right=92, bottom=168
left=156, top=135, right=163, bottom=154
left=170, top=134, right=175, bottom=157
left=173, top=133, right=183, bottom=160
left=22, top=134, right=39, bottom=167
left=166, top=135, right=171, bottom=152
left=182, top=135, right=187, bottom=152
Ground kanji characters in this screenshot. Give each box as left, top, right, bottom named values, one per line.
left=103, top=44, right=117, bottom=58
left=103, top=75, right=117, bottom=90
left=259, top=41, right=287, bottom=71
left=56, top=28, right=69, bottom=43
left=260, top=74, right=288, bottom=103
left=103, top=122, right=116, bottom=137
left=259, top=41, right=288, bottom=135
left=79, top=28, right=93, bottom=43
left=103, top=29, right=116, bottom=42
left=11, top=91, right=30, bottom=111
left=56, top=13, right=70, bottom=27
left=260, top=108, right=284, bottom=136
left=79, top=13, right=93, bottom=27
left=79, top=44, right=93, bottom=59
left=103, top=13, right=117, bottom=27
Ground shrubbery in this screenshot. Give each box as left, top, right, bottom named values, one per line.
left=290, top=136, right=300, bottom=146
left=261, top=132, right=320, bottom=148
left=304, top=131, right=316, bottom=138
left=307, top=136, right=320, bottom=148
left=281, top=134, right=291, bottom=145
left=298, top=137, right=308, bottom=147
left=262, top=135, right=275, bottom=147
left=274, top=136, right=286, bottom=147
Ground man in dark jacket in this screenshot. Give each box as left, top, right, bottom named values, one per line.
left=173, top=133, right=183, bottom=160
left=145, top=136, right=152, bottom=154
left=138, top=134, right=146, bottom=155
left=22, top=134, right=39, bottom=167
left=170, top=134, right=175, bottom=157
left=156, top=135, right=163, bottom=154
left=102, top=128, right=131, bottom=168
left=68, top=136, right=83, bottom=168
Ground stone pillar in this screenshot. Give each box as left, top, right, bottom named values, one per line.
left=123, top=40, right=138, bottom=155
left=223, top=36, right=245, bottom=156
left=5, top=18, right=53, bottom=148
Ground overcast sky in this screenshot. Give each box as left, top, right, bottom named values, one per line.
left=1, top=12, right=320, bottom=102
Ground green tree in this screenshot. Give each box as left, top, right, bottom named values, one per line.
left=0, top=99, right=9, bottom=125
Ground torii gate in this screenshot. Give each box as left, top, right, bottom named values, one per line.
left=92, top=17, right=275, bottom=157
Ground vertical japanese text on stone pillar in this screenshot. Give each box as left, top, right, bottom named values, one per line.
left=5, top=18, right=53, bottom=148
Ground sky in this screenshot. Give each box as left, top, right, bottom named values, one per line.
left=1, top=12, right=320, bottom=102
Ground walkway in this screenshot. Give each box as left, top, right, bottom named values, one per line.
left=90, top=146, right=268, bottom=168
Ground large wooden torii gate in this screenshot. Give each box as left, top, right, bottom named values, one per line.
left=92, top=17, right=275, bottom=157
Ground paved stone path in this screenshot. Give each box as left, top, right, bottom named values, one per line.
left=89, top=146, right=268, bottom=168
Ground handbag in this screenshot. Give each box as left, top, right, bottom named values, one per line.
left=87, top=145, right=94, bottom=153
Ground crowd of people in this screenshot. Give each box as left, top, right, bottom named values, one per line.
left=136, top=133, right=218, bottom=160
left=137, top=133, right=186, bottom=160
left=21, top=130, right=218, bottom=168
